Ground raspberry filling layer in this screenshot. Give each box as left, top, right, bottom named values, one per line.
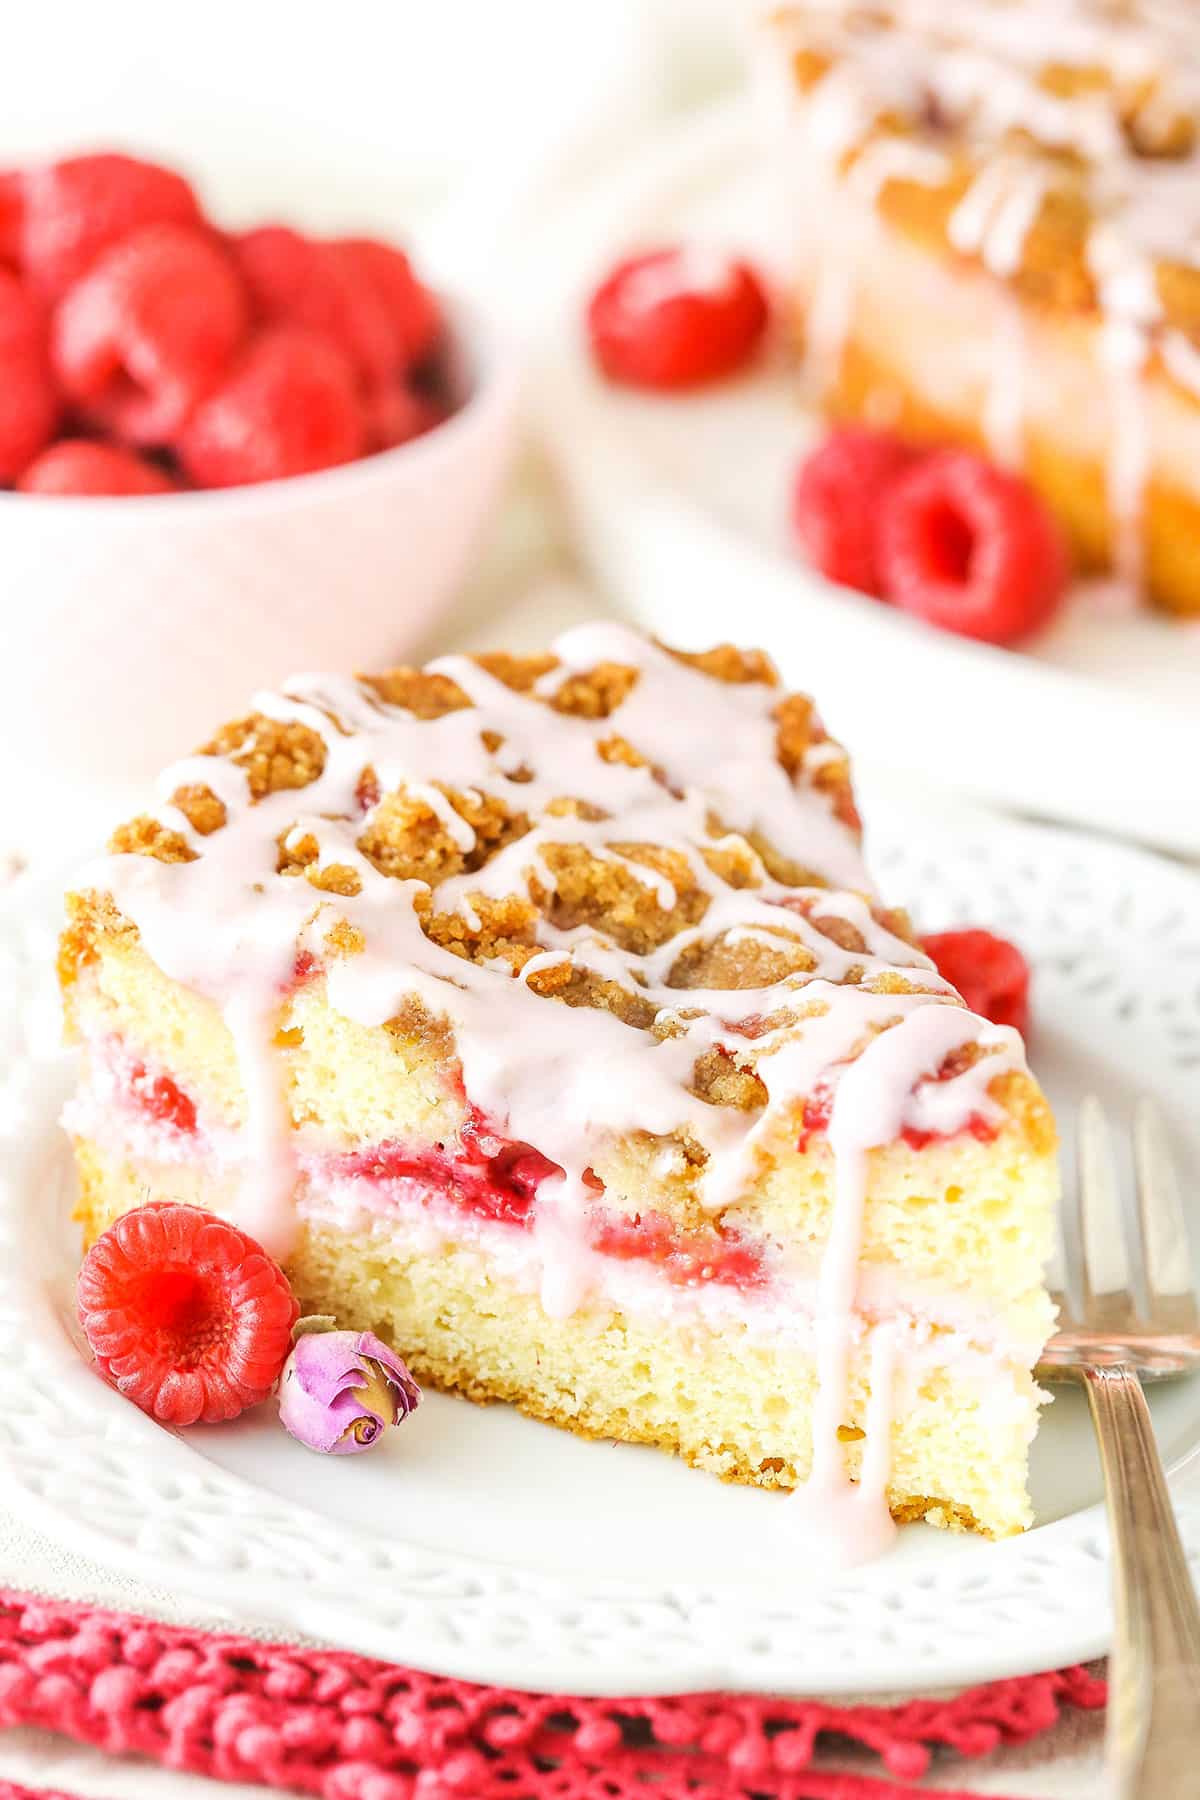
left=124, top=1058, right=198, bottom=1135
left=796, top=1059, right=1001, bottom=1155
left=328, top=1119, right=763, bottom=1288
left=107, top=1041, right=987, bottom=1294
left=591, top=1211, right=765, bottom=1288
left=109, top=1050, right=765, bottom=1289
left=326, top=1121, right=558, bottom=1227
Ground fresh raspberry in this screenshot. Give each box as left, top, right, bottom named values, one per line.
left=587, top=246, right=769, bottom=389
left=0, top=268, right=60, bottom=481
left=76, top=1202, right=299, bottom=1425
left=232, top=226, right=394, bottom=389
left=17, top=439, right=176, bottom=496
left=921, top=928, right=1032, bottom=1036
left=0, top=171, right=23, bottom=265
left=366, top=379, right=449, bottom=451
left=21, top=152, right=203, bottom=301
left=334, top=237, right=443, bottom=372
left=877, top=449, right=1070, bottom=644
left=791, top=427, right=919, bottom=593
left=52, top=222, right=248, bottom=445
left=178, top=326, right=366, bottom=488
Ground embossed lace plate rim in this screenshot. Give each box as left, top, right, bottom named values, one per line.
left=0, top=797, right=1198, bottom=1696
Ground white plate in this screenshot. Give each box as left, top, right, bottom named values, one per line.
left=523, top=100, right=1200, bottom=861
left=2, top=798, right=1199, bottom=1697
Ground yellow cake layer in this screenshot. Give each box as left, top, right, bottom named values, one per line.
left=61, top=935, right=1058, bottom=1317
left=74, top=1135, right=1043, bottom=1537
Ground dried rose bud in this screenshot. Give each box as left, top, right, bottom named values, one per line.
left=278, top=1319, right=420, bottom=1455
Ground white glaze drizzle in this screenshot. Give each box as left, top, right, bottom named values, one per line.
left=791, top=1005, right=1001, bottom=1562
left=949, top=157, right=1047, bottom=465
left=801, top=131, right=949, bottom=402
left=83, top=621, right=1029, bottom=1555
left=1098, top=314, right=1153, bottom=589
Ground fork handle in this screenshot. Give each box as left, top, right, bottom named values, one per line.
left=1084, top=1364, right=1200, bottom=1797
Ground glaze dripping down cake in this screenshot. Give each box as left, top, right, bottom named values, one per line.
left=59, top=623, right=1058, bottom=1547
left=759, top=0, right=1200, bottom=614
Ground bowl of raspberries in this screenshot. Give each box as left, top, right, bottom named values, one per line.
left=0, top=151, right=520, bottom=795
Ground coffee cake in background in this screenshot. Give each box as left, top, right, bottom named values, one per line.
left=756, top=0, right=1200, bottom=616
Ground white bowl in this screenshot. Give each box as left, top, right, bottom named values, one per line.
left=2, top=297, right=520, bottom=826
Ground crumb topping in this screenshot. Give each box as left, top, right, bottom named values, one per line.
left=83, top=624, right=1018, bottom=1144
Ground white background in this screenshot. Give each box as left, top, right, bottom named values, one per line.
left=0, top=2, right=744, bottom=242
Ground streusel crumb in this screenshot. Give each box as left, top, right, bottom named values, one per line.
left=83, top=632, right=1032, bottom=1132
left=203, top=713, right=328, bottom=798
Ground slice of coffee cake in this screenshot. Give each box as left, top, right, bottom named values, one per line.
left=60, top=622, right=1057, bottom=1551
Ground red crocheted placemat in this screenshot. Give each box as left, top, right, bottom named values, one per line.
left=0, top=1589, right=1105, bottom=1799
left=0, top=1787, right=79, bottom=1800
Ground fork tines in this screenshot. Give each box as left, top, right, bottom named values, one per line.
left=1053, top=1096, right=1199, bottom=1342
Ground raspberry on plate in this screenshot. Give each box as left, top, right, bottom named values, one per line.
left=52, top=222, right=248, bottom=445
left=0, top=267, right=60, bottom=482
left=587, top=246, right=769, bottom=389
left=791, top=427, right=918, bottom=593
left=76, top=1201, right=299, bottom=1426
left=18, top=439, right=176, bottom=496
left=877, top=449, right=1070, bottom=645
left=21, top=152, right=203, bottom=301
left=922, top=928, right=1031, bottom=1036
left=179, top=325, right=367, bottom=487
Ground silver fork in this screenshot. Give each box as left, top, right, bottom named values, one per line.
left=1038, top=1096, right=1200, bottom=1797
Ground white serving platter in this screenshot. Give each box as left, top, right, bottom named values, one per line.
left=2, top=795, right=1199, bottom=1697
left=520, top=99, right=1200, bottom=861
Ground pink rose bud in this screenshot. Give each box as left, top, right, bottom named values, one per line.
left=278, top=1320, right=420, bottom=1455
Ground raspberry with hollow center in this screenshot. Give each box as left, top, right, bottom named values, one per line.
left=18, top=439, right=176, bottom=496
left=52, top=222, right=249, bottom=445
left=587, top=246, right=769, bottom=389
left=921, top=928, right=1032, bottom=1036
left=877, top=449, right=1069, bottom=644
left=791, top=426, right=919, bottom=593
left=22, top=152, right=203, bottom=301
left=76, top=1202, right=299, bottom=1425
